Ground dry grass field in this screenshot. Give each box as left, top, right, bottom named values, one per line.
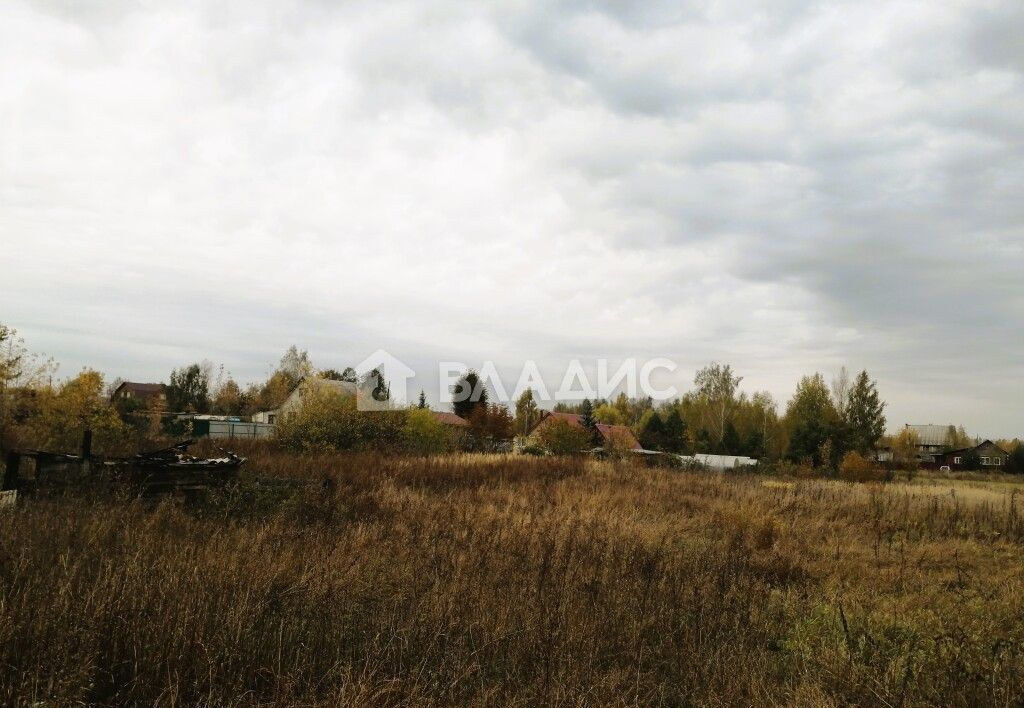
left=2, top=451, right=1023, bottom=706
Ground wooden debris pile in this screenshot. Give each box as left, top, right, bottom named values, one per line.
left=2, top=433, right=244, bottom=498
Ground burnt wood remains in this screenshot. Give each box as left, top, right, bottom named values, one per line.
left=1, top=431, right=244, bottom=498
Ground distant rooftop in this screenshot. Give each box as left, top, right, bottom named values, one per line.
left=904, top=424, right=955, bottom=447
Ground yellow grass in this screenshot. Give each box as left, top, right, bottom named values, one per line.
left=1, top=451, right=1023, bottom=706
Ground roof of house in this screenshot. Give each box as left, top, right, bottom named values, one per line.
left=594, top=422, right=642, bottom=449
left=279, top=377, right=357, bottom=409
left=431, top=411, right=470, bottom=427
left=113, top=382, right=165, bottom=396
left=905, top=424, right=956, bottom=446
left=945, top=439, right=1009, bottom=456
left=531, top=412, right=642, bottom=450
left=305, top=378, right=358, bottom=395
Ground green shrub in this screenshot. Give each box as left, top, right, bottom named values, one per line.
left=403, top=408, right=450, bottom=455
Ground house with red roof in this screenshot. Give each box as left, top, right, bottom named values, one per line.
left=527, top=411, right=642, bottom=451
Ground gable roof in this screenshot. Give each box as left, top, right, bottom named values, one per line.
left=905, top=424, right=956, bottom=447
left=278, top=377, right=358, bottom=413
left=530, top=412, right=642, bottom=450
left=942, top=440, right=1008, bottom=457
left=431, top=411, right=470, bottom=427
left=112, top=382, right=165, bottom=398
left=973, top=439, right=1009, bottom=455
left=595, top=422, right=643, bottom=450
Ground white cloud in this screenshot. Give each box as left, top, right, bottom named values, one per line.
left=1, top=0, right=1022, bottom=436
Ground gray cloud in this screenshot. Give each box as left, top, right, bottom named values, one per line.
left=1, top=0, right=1022, bottom=437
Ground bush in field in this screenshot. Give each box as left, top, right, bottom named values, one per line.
left=838, top=451, right=889, bottom=482
left=534, top=418, right=591, bottom=455
left=403, top=408, right=450, bottom=455
left=273, top=388, right=420, bottom=453
left=273, top=388, right=366, bottom=451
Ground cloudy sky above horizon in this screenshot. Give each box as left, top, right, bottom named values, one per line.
left=2, top=0, right=1022, bottom=436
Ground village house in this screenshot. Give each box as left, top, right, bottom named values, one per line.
left=937, top=440, right=1010, bottom=470
left=252, top=378, right=358, bottom=424
left=430, top=411, right=471, bottom=428
left=252, top=377, right=471, bottom=430
left=903, top=424, right=956, bottom=463
left=527, top=411, right=642, bottom=451
left=110, top=381, right=166, bottom=406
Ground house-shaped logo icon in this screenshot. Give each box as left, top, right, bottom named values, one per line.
left=354, top=349, right=416, bottom=410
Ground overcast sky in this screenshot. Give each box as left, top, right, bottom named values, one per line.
left=2, top=0, right=1022, bottom=436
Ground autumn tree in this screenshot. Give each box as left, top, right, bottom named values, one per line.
left=210, top=377, right=244, bottom=416
left=693, top=362, right=742, bottom=448
left=0, top=324, right=56, bottom=448
left=785, top=373, right=844, bottom=466
left=23, top=370, right=128, bottom=452
left=279, top=346, right=314, bottom=383
left=891, top=428, right=920, bottom=470
left=167, top=364, right=210, bottom=413
left=747, top=391, right=778, bottom=459
left=468, top=404, right=515, bottom=448
left=514, top=389, right=539, bottom=435
left=258, top=371, right=294, bottom=411
left=830, top=366, right=851, bottom=420
left=944, top=425, right=972, bottom=449
left=535, top=417, right=591, bottom=455
left=593, top=402, right=625, bottom=425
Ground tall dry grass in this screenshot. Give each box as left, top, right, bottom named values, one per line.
left=1, top=451, right=1023, bottom=706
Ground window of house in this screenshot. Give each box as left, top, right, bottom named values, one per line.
left=995, top=457, right=1002, bottom=466
left=954, top=456, right=962, bottom=464
left=981, top=456, right=990, bottom=465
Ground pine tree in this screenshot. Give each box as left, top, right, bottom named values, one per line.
left=452, top=371, right=487, bottom=420
left=579, top=399, right=601, bottom=446
left=639, top=411, right=666, bottom=451
left=722, top=420, right=741, bottom=455
left=846, top=370, right=886, bottom=454
left=663, top=408, right=687, bottom=453
left=417, top=390, right=427, bottom=409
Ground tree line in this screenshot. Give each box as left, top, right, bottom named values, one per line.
left=3, top=323, right=1023, bottom=471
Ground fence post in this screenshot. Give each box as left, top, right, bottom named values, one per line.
left=81, top=429, right=93, bottom=476
left=3, top=451, right=19, bottom=491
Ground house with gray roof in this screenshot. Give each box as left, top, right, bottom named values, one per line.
left=904, top=423, right=974, bottom=463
